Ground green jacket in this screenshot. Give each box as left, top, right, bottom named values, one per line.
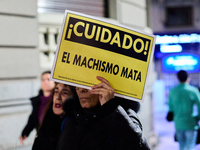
left=168, top=83, right=200, bottom=130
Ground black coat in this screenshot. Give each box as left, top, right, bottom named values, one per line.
left=57, top=97, right=150, bottom=150
left=32, top=108, right=64, bottom=150
left=21, top=91, right=42, bottom=137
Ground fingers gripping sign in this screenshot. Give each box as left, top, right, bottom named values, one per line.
left=90, top=76, right=115, bottom=106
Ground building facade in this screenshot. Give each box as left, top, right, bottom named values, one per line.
left=149, top=0, right=200, bottom=104
left=0, top=0, right=40, bottom=149
left=0, top=0, right=157, bottom=149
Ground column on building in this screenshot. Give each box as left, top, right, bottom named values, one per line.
left=0, top=0, right=39, bottom=149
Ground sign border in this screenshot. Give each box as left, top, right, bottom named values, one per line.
left=50, top=9, right=156, bottom=103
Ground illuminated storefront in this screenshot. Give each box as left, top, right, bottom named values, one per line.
left=155, top=32, right=200, bottom=73
left=154, top=32, right=200, bottom=101
left=162, top=53, right=200, bottom=73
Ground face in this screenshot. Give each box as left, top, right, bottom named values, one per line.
left=53, top=84, right=73, bottom=116
left=76, top=87, right=99, bottom=109
left=41, top=73, right=55, bottom=92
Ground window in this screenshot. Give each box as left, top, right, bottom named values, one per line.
left=165, top=6, right=193, bottom=27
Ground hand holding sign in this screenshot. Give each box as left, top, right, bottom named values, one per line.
left=90, top=76, right=114, bottom=106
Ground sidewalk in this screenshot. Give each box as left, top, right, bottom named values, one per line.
left=153, top=106, right=200, bottom=150
left=153, top=109, right=179, bottom=150
left=9, top=145, right=32, bottom=150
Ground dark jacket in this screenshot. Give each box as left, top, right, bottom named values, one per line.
left=21, top=91, right=43, bottom=137
left=32, top=108, right=64, bottom=150
left=57, top=97, right=150, bottom=150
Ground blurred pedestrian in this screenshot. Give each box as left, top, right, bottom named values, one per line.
left=57, top=76, right=150, bottom=150
left=168, top=70, right=200, bottom=150
left=20, top=71, right=55, bottom=144
left=32, top=83, right=76, bottom=150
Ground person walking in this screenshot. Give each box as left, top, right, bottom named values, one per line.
left=20, top=71, right=55, bottom=144
left=168, top=70, right=200, bottom=150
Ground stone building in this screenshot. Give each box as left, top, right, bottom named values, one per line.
left=0, top=0, right=157, bottom=149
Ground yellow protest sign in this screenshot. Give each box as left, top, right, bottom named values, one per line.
left=51, top=10, right=156, bottom=102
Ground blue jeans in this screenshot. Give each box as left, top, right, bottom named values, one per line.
left=176, top=130, right=197, bottom=150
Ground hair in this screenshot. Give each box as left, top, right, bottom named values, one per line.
left=42, top=70, right=51, bottom=76
left=38, top=70, right=52, bottom=95
left=177, top=70, right=188, bottom=83
left=42, top=82, right=77, bottom=117
left=37, top=83, right=77, bottom=133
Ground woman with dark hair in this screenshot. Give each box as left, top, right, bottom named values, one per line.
left=57, top=76, right=150, bottom=150
left=20, top=71, right=55, bottom=144
left=32, top=83, right=76, bottom=150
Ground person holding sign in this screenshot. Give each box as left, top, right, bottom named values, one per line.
left=32, top=83, right=76, bottom=150
left=57, top=76, right=150, bottom=150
